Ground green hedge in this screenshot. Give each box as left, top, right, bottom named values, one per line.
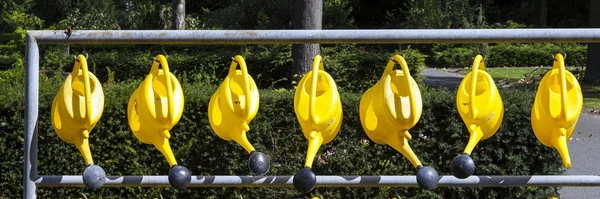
left=38, top=44, right=426, bottom=93
left=432, top=43, right=587, bottom=68
left=0, top=68, right=563, bottom=198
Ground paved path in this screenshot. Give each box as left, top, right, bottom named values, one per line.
left=421, top=68, right=600, bottom=199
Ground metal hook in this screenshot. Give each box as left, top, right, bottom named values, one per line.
left=559, top=43, right=567, bottom=60
left=161, top=45, right=168, bottom=58
left=82, top=45, right=89, bottom=60
left=79, top=191, right=88, bottom=199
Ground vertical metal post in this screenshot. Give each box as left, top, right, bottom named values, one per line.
left=23, top=34, right=39, bottom=199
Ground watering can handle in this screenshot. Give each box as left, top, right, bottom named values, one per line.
left=386, top=55, right=417, bottom=122
left=469, top=55, right=486, bottom=119
left=151, top=55, right=175, bottom=122
left=72, top=55, right=93, bottom=126
left=553, top=54, right=569, bottom=122
left=309, top=55, right=325, bottom=123
left=229, top=55, right=252, bottom=118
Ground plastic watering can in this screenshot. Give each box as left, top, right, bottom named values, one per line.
left=127, top=55, right=190, bottom=189
left=531, top=54, right=582, bottom=169
left=359, top=55, right=439, bottom=190
left=51, top=55, right=106, bottom=189
left=293, top=55, right=343, bottom=193
left=451, top=55, right=504, bottom=179
left=208, top=55, right=270, bottom=175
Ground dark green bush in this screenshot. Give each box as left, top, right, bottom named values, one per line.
left=0, top=71, right=563, bottom=198
left=323, top=45, right=427, bottom=93
left=431, top=44, right=476, bottom=68
left=38, top=44, right=426, bottom=93
left=431, top=43, right=587, bottom=68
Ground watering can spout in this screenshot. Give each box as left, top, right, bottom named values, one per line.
left=154, top=133, right=178, bottom=167
left=304, top=131, right=324, bottom=168
left=75, top=130, right=93, bottom=165
left=464, top=125, right=483, bottom=155
left=233, top=125, right=256, bottom=154
left=553, top=128, right=572, bottom=168
left=387, top=130, right=421, bottom=168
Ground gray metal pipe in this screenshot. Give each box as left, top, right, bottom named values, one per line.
left=26, top=29, right=600, bottom=44
left=24, top=35, right=39, bottom=199
left=34, top=175, right=600, bottom=188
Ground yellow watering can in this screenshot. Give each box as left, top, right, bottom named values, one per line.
left=51, top=55, right=106, bottom=189
left=293, top=55, right=343, bottom=193
left=208, top=55, right=270, bottom=175
left=359, top=55, right=439, bottom=190
left=531, top=54, right=582, bottom=169
left=451, top=55, right=504, bottom=179
left=127, top=55, right=190, bottom=189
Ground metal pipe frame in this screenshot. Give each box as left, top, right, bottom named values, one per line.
left=23, top=29, right=600, bottom=198
left=26, top=29, right=600, bottom=44
left=34, top=175, right=600, bottom=188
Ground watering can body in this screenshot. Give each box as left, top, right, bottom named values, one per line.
left=128, top=70, right=184, bottom=144
left=127, top=55, right=190, bottom=190
left=456, top=55, right=504, bottom=154
left=531, top=54, right=582, bottom=168
left=451, top=55, right=504, bottom=179
left=359, top=55, right=422, bottom=167
left=293, top=55, right=343, bottom=193
left=208, top=55, right=270, bottom=176
left=127, top=55, right=184, bottom=167
left=51, top=55, right=107, bottom=188
left=208, top=56, right=259, bottom=151
left=358, top=55, right=439, bottom=190
left=294, top=55, right=343, bottom=167
left=52, top=55, right=104, bottom=165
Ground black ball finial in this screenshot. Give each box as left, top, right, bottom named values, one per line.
left=248, top=151, right=270, bottom=176
left=450, top=153, right=475, bottom=179
left=168, top=165, right=191, bottom=190
left=83, top=164, right=106, bottom=189
left=416, top=165, right=439, bottom=190
left=293, top=167, right=316, bottom=194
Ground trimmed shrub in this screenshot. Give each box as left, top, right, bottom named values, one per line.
left=0, top=72, right=562, bottom=198
left=431, top=43, right=587, bottom=68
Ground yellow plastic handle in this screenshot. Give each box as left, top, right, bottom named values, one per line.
left=309, top=55, right=325, bottom=124
left=553, top=54, right=569, bottom=123
left=151, top=55, right=174, bottom=122
left=72, top=55, right=93, bottom=126
left=229, top=55, right=252, bottom=119
left=386, top=55, right=416, bottom=122
left=469, top=55, right=486, bottom=120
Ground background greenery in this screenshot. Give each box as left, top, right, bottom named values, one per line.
left=0, top=0, right=586, bottom=198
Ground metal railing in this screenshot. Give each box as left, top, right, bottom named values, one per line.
left=24, top=29, right=600, bottom=199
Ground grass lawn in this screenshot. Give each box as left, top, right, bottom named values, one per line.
left=581, top=84, right=600, bottom=109
left=458, top=67, right=583, bottom=79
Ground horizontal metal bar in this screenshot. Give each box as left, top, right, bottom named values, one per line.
left=26, top=29, right=600, bottom=44
left=34, top=175, right=600, bottom=188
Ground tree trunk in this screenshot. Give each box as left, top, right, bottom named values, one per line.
left=291, top=0, right=322, bottom=86
left=172, top=0, right=185, bottom=30
left=585, top=0, right=600, bottom=84
left=533, top=0, right=547, bottom=28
